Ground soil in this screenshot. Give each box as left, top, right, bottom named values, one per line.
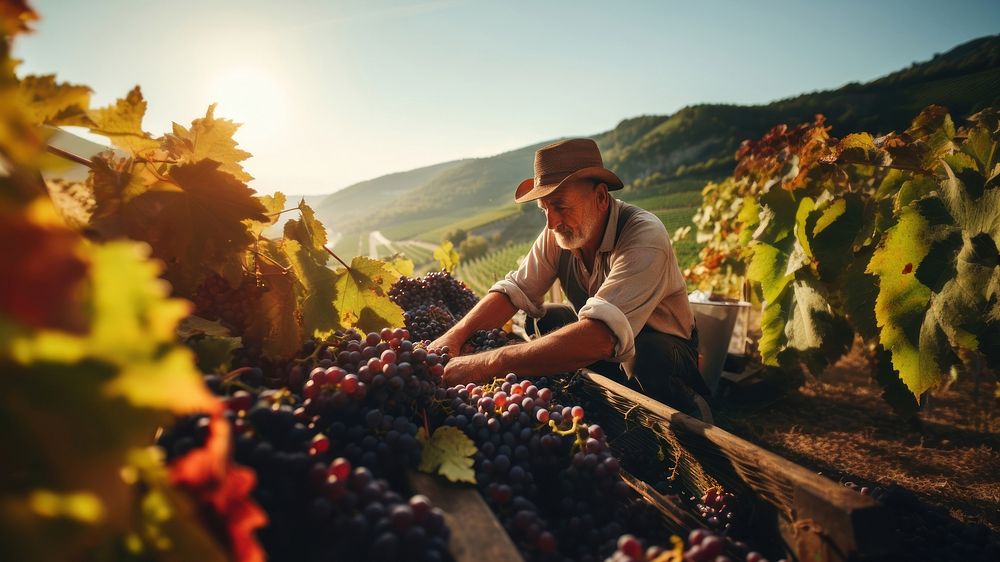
left=713, top=339, right=1000, bottom=531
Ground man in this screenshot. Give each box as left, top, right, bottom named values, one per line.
left=430, top=138, right=710, bottom=417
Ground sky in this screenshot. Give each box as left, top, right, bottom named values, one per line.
left=13, top=0, right=1000, bottom=196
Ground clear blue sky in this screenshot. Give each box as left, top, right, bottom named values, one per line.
left=13, top=0, right=1000, bottom=195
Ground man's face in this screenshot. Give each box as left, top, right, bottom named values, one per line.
left=537, top=180, right=605, bottom=250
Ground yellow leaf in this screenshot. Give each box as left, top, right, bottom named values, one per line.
left=418, top=426, right=477, bottom=484
left=332, top=256, right=404, bottom=334
left=87, top=86, right=160, bottom=154
left=164, top=104, right=253, bottom=182
left=434, top=240, right=460, bottom=272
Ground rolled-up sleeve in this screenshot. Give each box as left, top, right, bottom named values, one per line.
left=577, top=296, right=635, bottom=361
left=489, top=230, right=558, bottom=318
left=586, top=244, right=672, bottom=362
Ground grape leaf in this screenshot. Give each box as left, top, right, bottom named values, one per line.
left=840, top=245, right=880, bottom=341
left=243, top=257, right=302, bottom=359
left=867, top=208, right=943, bottom=396
left=283, top=199, right=328, bottom=263
left=282, top=239, right=339, bottom=339
left=747, top=241, right=793, bottom=303
left=418, top=426, right=477, bottom=484
left=87, top=86, right=160, bottom=154
left=0, top=0, right=38, bottom=36
left=434, top=240, right=459, bottom=272
left=0, top=198, right=88, bottom=333
left=177, top=315, right=234, bottom=339
left=115, top=159, right=268, bottom=294
left=906, top=105, right=956, bottom=167
left=332, top=256, right=403, bottom=334
left=808, top=193, right=864, bottom=280
left=873, top=345, right=919, bottom=419
left=168, top=415, right=267, bottom=562
left=386, top=255, right=415, bottom=277
left=0, top=359, right=174, bottom=562
left=757, top=284, right=791, bottom=365
left=163, top=104, right=253, bottom=182
left=247, top=192, right=285, bottom=237
left=780, top=278, right=853, bottom=373
left=16, top=74, right=91, bottom=126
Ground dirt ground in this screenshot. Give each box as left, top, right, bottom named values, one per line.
left=713, top=339, right=1000, bottom=531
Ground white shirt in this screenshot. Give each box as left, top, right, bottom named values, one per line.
left=490, top=198, right=693, bottom=364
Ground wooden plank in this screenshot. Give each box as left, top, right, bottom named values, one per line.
left=581, top=370, right=895, bottom=562
left=408, top=471, right=524, bottom=562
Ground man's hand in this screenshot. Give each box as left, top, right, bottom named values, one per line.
left=441, top=354, right=491, bottom=386
left=429, top=331, right=467, bottom=356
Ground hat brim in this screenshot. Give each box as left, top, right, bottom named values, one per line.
left=514, top=167, right=624, bottom=203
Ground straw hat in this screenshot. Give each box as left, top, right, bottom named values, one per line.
left=514, top=138, right=624, bottom=203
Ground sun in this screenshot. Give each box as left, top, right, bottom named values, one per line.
left=204, top=63, right=290, bottom=142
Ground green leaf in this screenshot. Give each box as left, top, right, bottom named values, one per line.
left=960, top=124, right=997, bottom=175
left=808, top=193, right=864, bottom=280
left=332, top=257, right=404, bottom=334
left=163, top=104, right=253, bottom=182
left=915, top=230, right=962, bottom=293
left=189, top=335, right=241, bottom=374
left=906, top=105, right=956, bottom=166
left=873, top=345, right=919, bottom=419
left=177, top=315, right=233, bottom=339
left=283, top=239, right=339, bottom=339
left=243, top=257, right=303, bottom=359
left=867, top=208, right=943, bottom=396
left=753, top=186, right=797, bottom=245
left=386, top=255, right=415, bottom=277
left=832, top=132, right=890, bottom=167
left=793, top=196, right=816, bottom=259
left=840, top=245, right=880, bottom=341
left=283, top=200, right=329, bottom=262
left=757, top=284, right=791, bottom=366
left=87, top=86, right=160, bottom=154
left=779, top=277, right=854, bottom=373
left=736, top=195, right=759, bottom=246
left=418, top=426, right=476, bottom=484
left=434, top=241, right=460, bottom=272
left=747, top=242, right=793, bottom=303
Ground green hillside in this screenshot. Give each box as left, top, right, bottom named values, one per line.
left=320, top=34, right=1000, bottom=260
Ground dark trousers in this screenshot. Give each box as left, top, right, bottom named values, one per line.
left=527, top=303, right=709, bottom=407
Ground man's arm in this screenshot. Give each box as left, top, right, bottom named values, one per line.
left=429, top=291, right=518, bottom=355
left=442, top=318, right=616, bottom=385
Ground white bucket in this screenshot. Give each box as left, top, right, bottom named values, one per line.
left=689, top=296, right=751, bottom=395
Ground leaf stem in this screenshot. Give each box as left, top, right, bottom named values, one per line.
left=325, top=246, right=350, bottom=270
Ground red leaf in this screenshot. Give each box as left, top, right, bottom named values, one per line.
left=0, top=209, right=89, bottom=332
left=169, top=413, right=267, bottom=562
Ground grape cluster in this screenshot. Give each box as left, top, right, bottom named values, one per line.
left=430, top=373, right=665, bottom=561
left=606, top=529, right=786, bottom=562
left=191, top=273, right=263, bottom=332
left=389, top=270, right=479, bottom=319
left=462, top=328, right=513, bottom=354
left=304, top=457, right=451, bottom=562
left=171, top=328, right=453, bottom=562
left=155, top=413, right=211, bottom=462
left=404, top=303, right=457, bottom=342
left=696, top=487, right=739, bottom=532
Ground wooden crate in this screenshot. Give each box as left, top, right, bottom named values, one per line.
left=575, top=370, right=895, bottom=562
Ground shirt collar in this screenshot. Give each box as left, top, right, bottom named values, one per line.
left=598, top=197, right=622, bottom=254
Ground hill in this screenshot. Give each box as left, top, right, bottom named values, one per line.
left=320, top=34, right=1000, bottom=259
